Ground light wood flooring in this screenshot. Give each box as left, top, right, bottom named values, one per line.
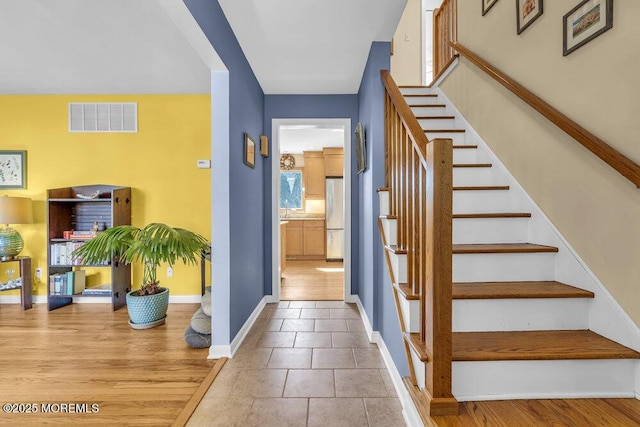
left=281, top=260, right=344, bottom=301
left=0, top=303, right=223, bottom=426
left=431, top=398, right=640, bottom=426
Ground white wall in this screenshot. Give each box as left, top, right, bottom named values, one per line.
left=440, top=1, right=640, bottom=325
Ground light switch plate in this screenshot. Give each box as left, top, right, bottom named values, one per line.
left=197, top=160, right=211, bottom=169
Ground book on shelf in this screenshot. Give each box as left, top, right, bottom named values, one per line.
left=50, top=241, right=109, bottom=266
left=49, top=270, right=86, bottom=296
left=82, top=283, right=112, bottom=296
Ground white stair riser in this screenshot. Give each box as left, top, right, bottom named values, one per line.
left=380, top=217, right=397, bottom=246
left=453, top=253, right=555, bottom=282
left=389, top=252, right=407, bottom=283
left=453, top=217, right=529, bottom=244
left=409, top=346, right=426, bottom=390
left=454, top=190, right=524, bottom=213
left=418, top=118, right=455, bottom=129
left=453, top=167, right=503, bottom=187
left=453, top=359, right=636, bottom=401
left=425, top=132, right=465, bottom=145
left=411, top=106, right=447, bottom=116
left=453, top=148, right=478, bottom=164
left=400, top=296, right=420, bottom=333
left=379, top=191, right=389, bottom=216
left=405, top=96, right=439, bottom=105
left=453, top=299, right=589, bottom=332
left=399, top=87, right=433, bottom=96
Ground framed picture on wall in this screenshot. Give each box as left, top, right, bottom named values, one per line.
left=516, top=0, right=543, bottom=34
left=0, top=150, right=27, bottom=189
left=563, top=0, right=613, bottom=56
left=260, top=135, right=269, bottom=157
left=483, top=0, right=500, bottom=16
left=244, top=133, right=256, bottom=168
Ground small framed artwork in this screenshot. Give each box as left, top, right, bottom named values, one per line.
left=0, top=150, right=27, bottom=189
left=483, top=0, right=500, bottom=16
left=260, top=135, right=269, bottom=157
left=516, top=0, right=543, bottom=34
left=563, top=0, right=613, bottom=56
left=244, top=133, right=256, bottom=168
left=355, top=122, right=367, bottom=174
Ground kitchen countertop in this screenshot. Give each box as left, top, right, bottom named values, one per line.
left=280, top=217, right=325, bottom=221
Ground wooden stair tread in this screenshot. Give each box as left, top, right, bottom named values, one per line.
left=453, top=145, right=478, bottom=149
left=376, top=187, right=389, bottom=192
left=411, top=104, right=446, bottom=108
left=453, top=330, right=640, bottom=361
left=424, top=129, right=466, bottom=133
left=399, top=85, right=428, bottom=88
left=404, top=94, right=437, bottom=97
left=385, top=245, right=407, bottom=255
left=453, top=243, right=558, bottom=254
left=453, top=212, right=531, bottom=219
left=405, top=333, right=429, bottom=362
left=454, top=185, right=510, bottom=191
left=395, top=283, right=419, bottom=300
left=453, top=163, right=491, bottom=168
left=379, top=214, right=397, bottom=220
left=416, top=115, right=455, bottom=120
left=453, top=281, right=594, bottom=299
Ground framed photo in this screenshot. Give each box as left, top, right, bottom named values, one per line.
left=516, top=0, right=543, bottom=34
left=0, top=150, right=26, bottom=189
left=260, top=135, right=269, bottom=157
left=563, top=0, right=613, bottom=56
left=244, top=133, right=256, bottom=168
left=483, top=0, right=500, bottom=16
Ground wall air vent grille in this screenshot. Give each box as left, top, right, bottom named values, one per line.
left=69, top=103, right=137, bottom=133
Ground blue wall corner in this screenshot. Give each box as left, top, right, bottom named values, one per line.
left=185, top=0, right=266, bottom=341
left=357, top=42, right=408, bottom=376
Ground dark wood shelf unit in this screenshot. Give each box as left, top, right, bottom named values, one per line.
left=46, top=185, right=132, bottom=311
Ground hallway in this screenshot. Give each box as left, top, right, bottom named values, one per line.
left=188, top=301, right=405, bottom=426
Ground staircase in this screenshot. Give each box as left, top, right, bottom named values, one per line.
left=379, top=77, right=640, bottom=420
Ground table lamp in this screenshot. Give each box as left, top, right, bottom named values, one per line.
left=0, top=196, right=33, bottom=261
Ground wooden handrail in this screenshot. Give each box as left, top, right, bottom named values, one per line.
left=451, top=41, right=640, bottom=188
left=428, top=54, right=458, bottom=88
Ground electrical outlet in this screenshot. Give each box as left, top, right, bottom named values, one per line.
left=36, top=268, right=42, bottom=279
left=167, top=267, right=173, bottom=277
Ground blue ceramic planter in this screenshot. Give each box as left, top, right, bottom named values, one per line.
left=126, top=287, right=169, bottom=326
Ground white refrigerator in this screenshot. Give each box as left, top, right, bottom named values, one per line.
left=325, top=177, right=344, bottom=261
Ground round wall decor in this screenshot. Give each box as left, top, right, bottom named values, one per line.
left=280, top=154, right=296, bottom=170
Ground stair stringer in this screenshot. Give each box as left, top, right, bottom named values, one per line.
left=434, top=85, right=640, bottom=398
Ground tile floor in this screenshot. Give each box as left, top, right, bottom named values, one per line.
left=188, top=301, right=407, bottom=426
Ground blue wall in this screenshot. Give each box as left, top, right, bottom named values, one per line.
left=263, top=95, right=359, bottom=296
left=185, top=0, right=266, bottom=342
left=357, top=42, right=407, bottom=375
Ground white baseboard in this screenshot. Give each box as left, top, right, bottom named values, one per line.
left=208, top=296, right=268, bottom=359
left=168, top=295, right=202, bottom=303
left=353, top=296, right=422, bottom=427
left=0, top=294, right=205, bottom=305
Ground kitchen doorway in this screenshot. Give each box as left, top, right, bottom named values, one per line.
left=271, top=118, right=351, bottom=302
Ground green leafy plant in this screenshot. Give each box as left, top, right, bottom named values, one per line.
left=73, top=223, right=209, bottom=296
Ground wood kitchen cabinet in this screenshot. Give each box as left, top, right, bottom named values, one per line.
left=285, top=221, right=304, bottom=256
left=323, top=147, right=344, bottom=177
left=303, top=151, right=325, bottom=199
left=286, top=219, right=325, bottom=260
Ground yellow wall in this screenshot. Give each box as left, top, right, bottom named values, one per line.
left=391, top=0, right=423, bottom=85
left=440, top=2, right=640, bottom=323
left=0, top=94, right=211, bottom=297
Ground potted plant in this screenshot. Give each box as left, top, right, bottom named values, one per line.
left=73, top=223, right=209, bottom=329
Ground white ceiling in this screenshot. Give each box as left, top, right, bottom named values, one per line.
left=280, top=125, right=345, bottom=154
left=0, top=0, right=215, bottom=94
left=0, top=0, right=405, bottom=95
left=218, top=0, right=406, bottom=94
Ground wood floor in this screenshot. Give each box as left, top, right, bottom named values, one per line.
left=0, top=303, right=221, bottom=426
left=281, top=260, right=343, bottom=301
left=431, top=398, right=640, bottom=426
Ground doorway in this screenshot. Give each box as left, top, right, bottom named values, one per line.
left=271, top=118, right=352, bottom=302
